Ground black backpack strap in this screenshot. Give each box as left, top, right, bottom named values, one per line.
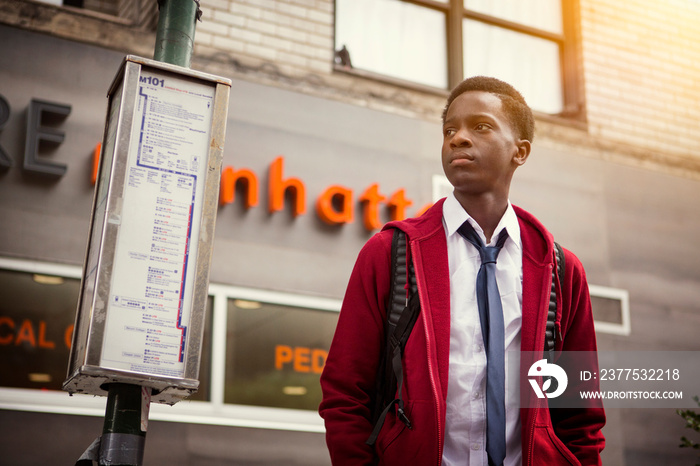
left=367, top=229, right=419, bottom=446
left=387, top=228, right=409, bottom=329
left=545, top=242, right=566, bottom=362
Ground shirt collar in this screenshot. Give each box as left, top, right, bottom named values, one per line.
left=443, top=192, right=521, bottom=249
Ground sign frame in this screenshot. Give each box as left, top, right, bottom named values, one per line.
left=63, top=56, right=231, bottom=405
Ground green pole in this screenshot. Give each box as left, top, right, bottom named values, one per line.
left=154, top=0, right=201, bottom=68
left=99, top=384, right=148, bottom=466
left=96, top=3, right=201, bottom=465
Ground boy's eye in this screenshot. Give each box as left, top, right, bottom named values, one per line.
left=475, top=123, right=490, bottom=131
left=444, top=129, right=455, bottom=136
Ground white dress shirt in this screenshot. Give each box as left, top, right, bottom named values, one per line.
left=441, top=193, right=523, bottom=466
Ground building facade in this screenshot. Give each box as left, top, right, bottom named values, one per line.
left=0, top=0, right=699, bottom=465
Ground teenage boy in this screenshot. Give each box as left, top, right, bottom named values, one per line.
left=320, top=76, right=605, bottom=466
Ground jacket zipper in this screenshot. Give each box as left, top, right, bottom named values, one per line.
left=527, top=397, right=542, bottom=465
left=424, top=302, right=443, bottom=466
left=412, top=242, right=443, bottom=466
left=527, top=262, right=555, bottom=465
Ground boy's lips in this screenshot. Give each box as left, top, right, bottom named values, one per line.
left=450, top=151, right=475, bottom=163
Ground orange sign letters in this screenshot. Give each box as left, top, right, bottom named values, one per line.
left=275, top=344, right=327, bottom=374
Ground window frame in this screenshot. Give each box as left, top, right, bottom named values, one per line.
left=0, top=257, right=336, bottom=433
left=588, top=284, right=631, bottom=336
left=334, top=0, right=584, bottom=119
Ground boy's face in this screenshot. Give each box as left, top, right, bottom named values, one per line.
left=441, top=91, right=529, bottom=200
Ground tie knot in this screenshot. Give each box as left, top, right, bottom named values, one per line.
left=457, top=220, right=509, bottom=265
left=480, top=246, right=501, bottom=264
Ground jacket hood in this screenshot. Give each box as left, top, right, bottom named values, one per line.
left=382, top=198, right=446, bottom=239
left=511, top=204, right=555, bottom=266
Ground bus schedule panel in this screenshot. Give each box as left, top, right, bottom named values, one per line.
left=64, top=56, right=231, bottom=405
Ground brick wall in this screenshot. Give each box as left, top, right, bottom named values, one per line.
left=195, top=0, right=335, bottom=81
left=580, top=0, right=700, bottom=166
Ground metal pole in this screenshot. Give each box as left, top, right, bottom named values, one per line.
left=154, top=0, right=201, bottom=68
left=96, top=4, right=201, bottom=465
left=98, top=384, right=150, bottom=466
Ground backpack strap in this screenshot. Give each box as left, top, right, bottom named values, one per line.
left=366, top=229, right=419, bottom=446
left=545, top=242, right=565, bottom=362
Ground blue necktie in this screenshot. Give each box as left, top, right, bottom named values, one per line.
left=458, top=220, right=508, bottom=466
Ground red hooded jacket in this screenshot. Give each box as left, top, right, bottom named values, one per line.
left=319, top=199, right=605, bottom=465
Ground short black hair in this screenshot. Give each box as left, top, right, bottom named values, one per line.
left=442, top=76, right=535, bottom=142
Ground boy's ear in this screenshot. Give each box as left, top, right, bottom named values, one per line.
left=513, top=139, right=531, bottom=166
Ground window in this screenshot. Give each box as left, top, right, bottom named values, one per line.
left=224, top=299, right=338, bottom=410
left=335, top=0, right=580, bottom=116
left=0, top=268, right=80, bottom=391
left=589, top=285, right=631, bottom=336
left=335, top=0, right=448, bottom=89
left=0, top=264, right=212, bottom=401
left=0, top=258, right=338, bottom=433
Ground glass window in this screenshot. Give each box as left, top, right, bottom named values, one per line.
left=0, top=267, right=214, bottom=400
left=591, top=295, right=623, bottom=325
left=464, top=0, right=562, bottom=34
left=463, top=19, right=563, bottom=114
left=335, top=0, right=576, bottom=117
left=0, top=269, right=79, bottom=390
left=224, top=299, right=338, bottom=410
left=335, top=0, right=448, bottom=89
